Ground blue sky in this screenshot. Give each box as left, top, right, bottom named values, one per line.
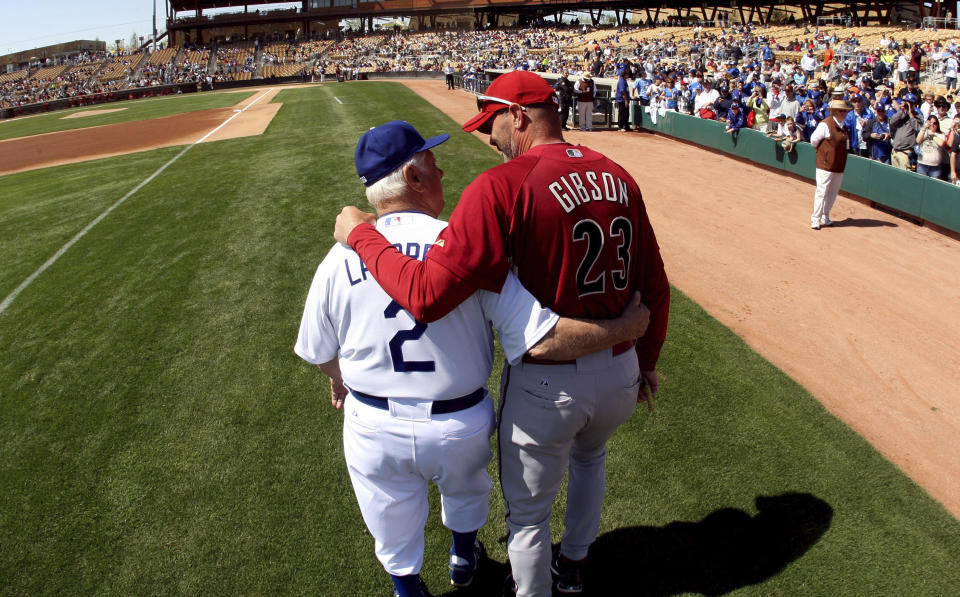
left=0, top=1, right=312, bottom=56
left=0, top=0, right=162, bottom=55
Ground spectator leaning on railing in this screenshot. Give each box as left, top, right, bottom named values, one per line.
left=795, top=98, right=820, bottom=141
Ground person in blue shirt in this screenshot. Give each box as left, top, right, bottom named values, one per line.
left=865, top=108, right=893, bottom=164
left=805, top=82, right=822, bottom=107
left=633, top=75, right=652, bottom=106
left=725, top=101, right=746, bottom=134
left=844, top=95, right=876, bottom=156
left=795, top=99, right=821, bottom=141
left=762, top=43, right=774, bottom=62
left=815, top=97, right=832, bottom=122
left=726, top=61, right=740, bottom=79
left=688, top=77, right=703, bottom=93
left=663, top=84, right=678, bottom=111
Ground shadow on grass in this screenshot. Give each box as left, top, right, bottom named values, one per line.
left=441, top=492, right=832, bottom=597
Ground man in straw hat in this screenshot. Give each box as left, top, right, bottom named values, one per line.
left=573, top=70, right=596, bottom=131
left=809, top=96, right=853, bottom=229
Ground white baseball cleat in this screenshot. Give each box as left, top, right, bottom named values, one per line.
left=820, top=216, right=833, bottom=227
left=810, top=219, right=821, bottom=230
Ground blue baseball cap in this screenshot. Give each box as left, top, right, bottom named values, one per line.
left=355, top=121, right=449, bottom=187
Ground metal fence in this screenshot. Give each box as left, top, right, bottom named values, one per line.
left=922, top=17, right=960, bottom=30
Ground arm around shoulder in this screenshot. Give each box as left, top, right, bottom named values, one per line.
left=528, top=292, right=650, bottom=361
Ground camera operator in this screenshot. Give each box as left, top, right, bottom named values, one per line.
left=889, top=94, right=922, bottom=171
left=748, top=84, right=770, bottom=131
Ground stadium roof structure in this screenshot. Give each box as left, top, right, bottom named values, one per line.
left=166, top=1, right=943, bottom=34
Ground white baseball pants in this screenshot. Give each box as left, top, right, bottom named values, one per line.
left=498, top=349, right=640, bottom=597
left=811, top=168, right=844, bottom=224
left=343, top=392, right=495, bottom=576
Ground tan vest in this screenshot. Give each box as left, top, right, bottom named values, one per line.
left=816, top=117, right=849, bottom=173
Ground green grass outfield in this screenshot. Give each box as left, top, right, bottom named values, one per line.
left=0, top=90, right=256, bottom=141
left=1, top=83, right=958, bottom=596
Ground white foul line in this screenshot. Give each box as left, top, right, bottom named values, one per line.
left=0, top=88, right=276, bottom=315
left=334, top=97, right=343, bottom=104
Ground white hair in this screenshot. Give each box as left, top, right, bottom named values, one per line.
left=365, top=151, right=428, bottom=207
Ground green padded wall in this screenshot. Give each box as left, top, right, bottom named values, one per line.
left=641, top=111, right=960, bottom=233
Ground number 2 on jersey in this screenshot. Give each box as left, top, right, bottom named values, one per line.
left=573, top=217, right=632, bottom=296
left=384, top=300, right=436, bottom=373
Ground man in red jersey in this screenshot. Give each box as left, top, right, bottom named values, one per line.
left=334, top=70, right=670, bottom=597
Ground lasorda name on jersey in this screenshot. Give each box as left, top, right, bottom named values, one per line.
left=343, top=242, right=433, bottom=286
left=548, top=170, right=630, bottom=214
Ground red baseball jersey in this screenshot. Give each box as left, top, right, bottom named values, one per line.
left=349, top=142, right=670, bottom=369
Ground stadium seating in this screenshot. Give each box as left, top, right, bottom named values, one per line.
left=147, top=47, right=178, bottom=65
left=4, top=22, right=959, bottom=112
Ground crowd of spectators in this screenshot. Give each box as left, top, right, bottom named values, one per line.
left=3, top=19, right=960, bottom=179
left=565, top=35, right=959, bottom=182
left=0, top=50, right=129, bottom=108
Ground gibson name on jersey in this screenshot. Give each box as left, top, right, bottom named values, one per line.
left=548, top=170, right=631, bottom=214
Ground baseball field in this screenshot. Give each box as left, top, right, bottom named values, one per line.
left=1, top=82, right=959, bottom=595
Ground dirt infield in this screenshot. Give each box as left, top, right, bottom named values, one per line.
left=400, top=79, right=960, bottom=519
left=61, top=108, right=128, bottom=119
left=0, top=88, right=282, bottom=176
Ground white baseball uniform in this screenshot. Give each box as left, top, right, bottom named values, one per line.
left=295, top=211, right=559, bottom=577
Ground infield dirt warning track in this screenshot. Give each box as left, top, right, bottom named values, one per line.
left=0, top=88, right=282, bottom=177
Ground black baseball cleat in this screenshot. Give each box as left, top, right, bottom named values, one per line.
left=550, top=547, right=584, bottom=594
left=450, top=540, right=486, bottom=588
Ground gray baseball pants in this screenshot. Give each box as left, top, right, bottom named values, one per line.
left=498, top=348, right=640, bottom=597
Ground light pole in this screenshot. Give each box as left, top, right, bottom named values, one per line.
left=152, top=0, right=158, bottom=51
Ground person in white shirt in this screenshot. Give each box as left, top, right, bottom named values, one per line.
left=800, top=50, right=818, bottom=80
left=778, top=85, right=801, bottom=120
left=897, top=51, right=910, bottom=81
left=296, top=121, right=649, bottom=597
left=920, top=93, right=936, bottom=121
left=444, top=63, right=455, bottom=90
left=944, top=51, right=958, bottom=90
left=766, top=82, right=784, bottom=115
left=809, top=99, right=854, bottom=229
left=694, top=78, right=719, bottom=116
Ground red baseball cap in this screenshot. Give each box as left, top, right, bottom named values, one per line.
left=462, top=71, right=559, bottom=134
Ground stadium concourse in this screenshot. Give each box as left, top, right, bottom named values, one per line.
left=3, top=20, right=960, bottom=115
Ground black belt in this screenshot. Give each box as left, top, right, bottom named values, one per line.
left=348, top=387, right=486, bottom=414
